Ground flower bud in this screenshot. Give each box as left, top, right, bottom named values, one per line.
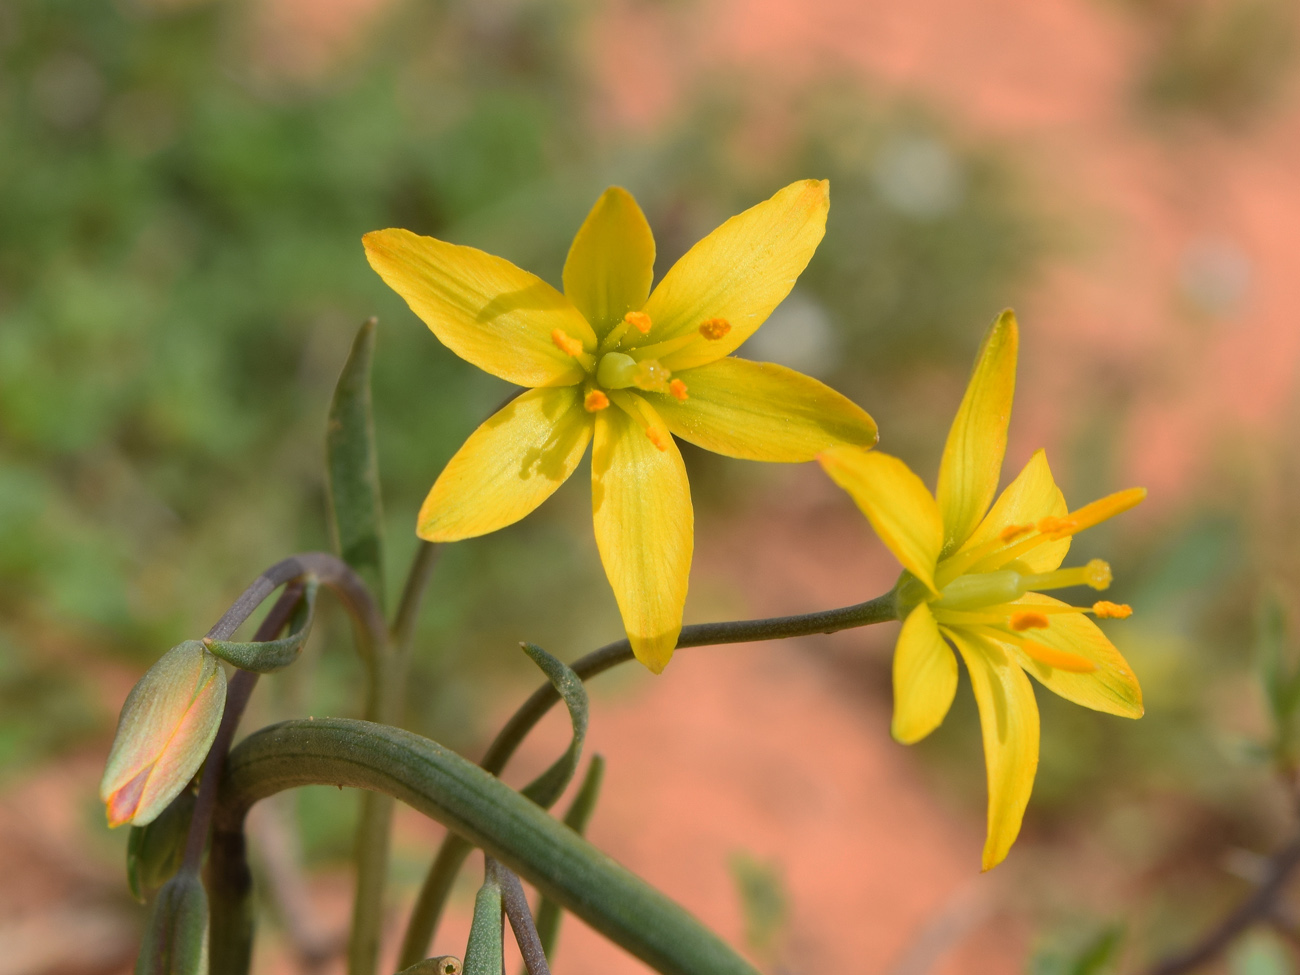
left=101, top=640, right=227, bottom=828
left=135, top=870, right=209, bottom=975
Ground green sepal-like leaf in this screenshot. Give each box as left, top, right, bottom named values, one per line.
left=127, top=789, right=197, bottom=903
left=534, top=755, right=605, bottom=961
left=464, top=873, right=504, bottom=975
left=327, top=317, right=387, bottom=607
left=203, top=581, right=318, bottom=673
left=136, top=870, right=209, bottom=975
left=518, top=644, right=588, bottom=808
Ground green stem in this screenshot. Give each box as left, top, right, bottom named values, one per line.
left=212, top=718, right=761, bottom=975
left=350, top=541, right=441, bottom=975
left=398, top=592, right=896, bottom=963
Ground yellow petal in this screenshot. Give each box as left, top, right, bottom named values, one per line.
left=639, top=180, right=829, bottom=372
left=418, top=387, right=592, bottom=541
left=955, top=449, right=1070, bottom=574
left=364, top=228, right=596, bottom=388
left=818, top=448, right=944, bottom=593
left=655, top=357, right=877, bottom=462
left=562, top=187, right=656, bottom=337
left=592, top=402, right=693, bottom=673
left=998, top=593, right=1143, bottom=718
left=947, top=628, right=1040, bottom=870
left=936, top=309, right=1018, bottom=555
left=892, top=603, right=958, bottom=744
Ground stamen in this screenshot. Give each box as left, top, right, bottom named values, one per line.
left=1036, top=515, right=1078, bottom=539
left=551, top=328, right=585, bottom=358
left=1093, top=601, right=1132, bottom=619
left=584, top=390, right=610, bottom=412
left=625, top=311, right=653, bottom=334
left=1009, top=611, right=1050, bottom=631
left=609, top=389, right=671, bottom=452
left=1020, top=640, right=1097, bottom=673
left=669, top=378, right=688, bottom=402
left=1063, top=487, right=1147, bottom=534
left=1000, top=523, right=1034, bottom=542
left=1019, top=559, right=1113, bottom=593
left=699, top=317, right=732, bottom=340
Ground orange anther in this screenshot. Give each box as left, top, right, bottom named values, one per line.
left=699, top=317, right=732, bottom=340
left=1092, top=601, right=1132, bottom=619
left=1009, top=611, right=1050, bottom=631
left=624, top=311, right=653, bottom=334
left=584, top=390, right=610, bottom=412
left=999, top=523, right=1033, bottom=543
left=669, top=379, right=688, bottom=402
left=1036, top=515, right=1079, bottom=537
left=551, top=329, right=584, bottom=357
left=1021, top=640, right=1097, bottom=673
left=646, top=428, right=669, bottom=451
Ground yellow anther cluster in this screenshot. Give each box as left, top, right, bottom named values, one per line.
left=624, top=310, right=653, bottom=334
left=1092, top=601, right=1132, bottom=619
left=699, top=317, right=732, bottom=340
left=1010, top=610, right=1050, bottom=631
left=551, top=328, right=584, bottom=357
left=1085, top=559, right=1112, bottom=589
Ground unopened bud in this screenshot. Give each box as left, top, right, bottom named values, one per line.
left=101, top=640, right=227, bottom=828
left=135, top=870, right=209, bottom=975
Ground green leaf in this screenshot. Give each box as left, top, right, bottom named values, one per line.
left=534, top=755, right=605, bottom=961
left=1258, top=593, right=1291, bottom=720
left=327, top=318, right=386, bottom=608
left=136, top=870, right=209, bottom=975
left=518, top=644, right=588, bottom=808
left=203, top=581, right=318, bottom=673
left=464, top=872, right=504, bottom=975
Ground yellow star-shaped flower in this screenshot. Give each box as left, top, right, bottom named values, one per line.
left=365, top=180, right=877, bottom=671
left=818, top=310, right=1144, bottom=869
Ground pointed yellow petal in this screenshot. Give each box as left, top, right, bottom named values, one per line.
left=892, top=604, right=958, bottom=744
left=364, top=228, right=596, bottom=388
left=936, top=310, right=1018, bottom=555
left=418, top=387, right=592, bottom=541
left=640, top=180, right=829, bottom=371
left=818, top=448, right=944, bottom=593
left=592, top=402, right=693, bottom=673
left=655, top=357, right=877, bottom=462
left=947, top=628, right=1040, bottom=870
left=955, top=449, right=1071, bottom=574
left=997, top=593, right=1143, bottom=718
left=562, top=187, right=656, bottom=337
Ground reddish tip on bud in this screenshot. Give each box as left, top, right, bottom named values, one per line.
left=100, top=641, right=227, bottom=829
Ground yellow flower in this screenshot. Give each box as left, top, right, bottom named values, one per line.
left=818, top=310, right=1144, bottom=869
left=364, top=180, right=877, bottom=672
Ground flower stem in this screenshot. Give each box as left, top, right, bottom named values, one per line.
left=398, top=591, right=896, bottom=963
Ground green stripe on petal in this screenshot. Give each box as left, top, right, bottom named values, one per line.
left=418, top=387, right=592, bottom=541
left=947, top=627, right=1040, bottom=871
left=563, top=187, right=656, bottom=337
left=936, top=309, right=1018, bottom=555
left=364, top=228, right=595, bottom=388
left=892, top=604, right=958, bottom=744
left=656, top=357, right=877, bottom=462
left=818, top=448, right=944, bottom=593
left=592, top=404, right=693, bottom=673
left=641, top=180, right=829, bottom=372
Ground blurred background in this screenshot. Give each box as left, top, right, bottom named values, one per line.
left=3, top=0, right=1300, bottom=972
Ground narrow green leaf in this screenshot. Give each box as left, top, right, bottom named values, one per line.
left=464, top=874, right=504, bottom=975
left=519, top=644, right=588, bottom=807
left=127, top=790, right=196, bottom=903
left=136, top=870, right=209, bottom=975
left=534, top=755, right=605, bottom=961
left=327, top=318, right=386, bottom=607
left=728, top=852, right=787, bottom=959
left=204, top=582, right=318, bottom=673
left=1258, top=593, right=1291, bottom=720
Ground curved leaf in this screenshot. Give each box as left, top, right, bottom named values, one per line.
left=203, top=582, right=318, bottom=674
left=519, top=643, right=588, bottom=807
